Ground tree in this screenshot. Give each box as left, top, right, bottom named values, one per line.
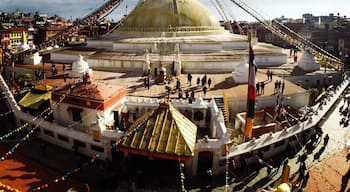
left=308, top=88, right=319, bottom=105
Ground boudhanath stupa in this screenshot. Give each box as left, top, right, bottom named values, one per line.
left=51, top=0, right=288, bottom=74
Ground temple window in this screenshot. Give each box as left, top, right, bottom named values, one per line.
left=43, top=129, right=54, bottom=137
left=74, top=140, right=86, bottom=148
left=194, top=111, right=204, bottom=121
left=68, top=107, right=83, bottom=122
left=58, top=134, right=69, bottom=142
left=72, top=111, right=82, bottom=122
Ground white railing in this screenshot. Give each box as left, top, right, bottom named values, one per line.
left=224, top=77, right=349, bottom=158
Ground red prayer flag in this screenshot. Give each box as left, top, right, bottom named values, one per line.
left=244, top=33, right=256, bottom=140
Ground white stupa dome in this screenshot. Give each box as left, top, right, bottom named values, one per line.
left=69, top=55, right=90, bottom=78
left=298, top=49, right=320, bottom=72
left=235, top=63, right=249, bottom=73
left=232, top=63, right=249, bottom=84
left=23, top=51, right=42, bottom=65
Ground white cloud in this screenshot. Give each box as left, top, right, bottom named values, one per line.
left=1, top=0, right=349, bottom=21
left=1, top=0, right=102, bottom=19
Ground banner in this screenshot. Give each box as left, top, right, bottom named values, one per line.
left=244, top=34, right=256, bottom=140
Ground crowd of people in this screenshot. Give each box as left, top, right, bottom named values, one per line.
left=256, top=70, right=285, bottom=96
left=145, top=71, right=213, bottom=103
left=339, top=91, right=350, bottom=127
left=274, top=80, right=285, bottom=94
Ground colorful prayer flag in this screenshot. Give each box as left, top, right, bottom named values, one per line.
left=244, top=33, right=256, bottom=140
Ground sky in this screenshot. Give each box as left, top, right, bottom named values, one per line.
left=1, top=0, right=350, bottom=22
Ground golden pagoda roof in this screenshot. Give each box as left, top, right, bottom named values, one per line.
left=118, top=102, right=197, bottom=160
left=18, top=88, right=51, bottom=109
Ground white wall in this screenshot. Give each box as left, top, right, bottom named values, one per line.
left=255, top=55, right=287, bottom=67
left=222, top=41, right=248, bottom=50
left=285, top=72, right=341, bottom=88
left=101, top=98, right=126, bottom=129
left=184, top=60, right=239, bottom=73
left=181, top=43, right=222, bottom=53
left=113, top=43, right=152, bottom=53
left=86, top=40, right=113, bottom=50
left=51, top=53, right=80, bottom=63
left=87, top=59, right=143, bottom=71
left=227, top=92, right=309, bottom=118
left=53, top=103, right=100, bottom=131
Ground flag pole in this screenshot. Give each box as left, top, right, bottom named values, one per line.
left=244, top=33, right=256, bottom=140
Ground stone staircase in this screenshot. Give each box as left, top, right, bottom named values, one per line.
left=213, top=97, right=229, bottom=123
